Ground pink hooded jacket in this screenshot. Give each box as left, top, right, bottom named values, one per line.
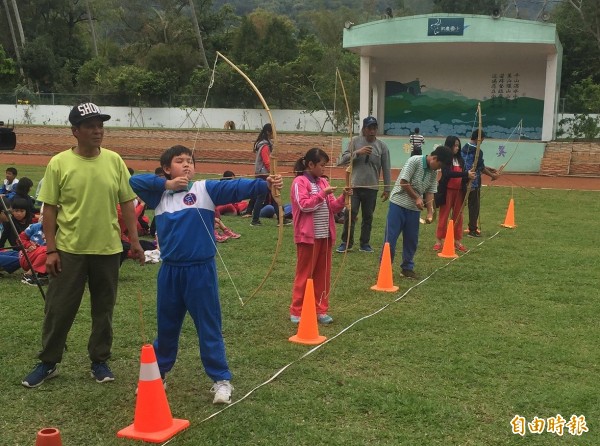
left=290, top=174, right=345, bottom=244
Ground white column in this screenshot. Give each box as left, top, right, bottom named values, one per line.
left=360, top=56, right=371, bottom=121
left=372, top=83, right=378, bottom=119
left=542, top=53, right=559, bottom=141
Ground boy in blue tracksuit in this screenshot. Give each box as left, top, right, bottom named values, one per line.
left=461, top=130, right=499, bottom=237
left=130, top=145, right=282, bottom=405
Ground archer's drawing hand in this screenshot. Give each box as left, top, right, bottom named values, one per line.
left=166, top=176, right=190, bottom=191
left=467, top=171, right=476, bottom=180
left=323, top=186, right=337, bottom=195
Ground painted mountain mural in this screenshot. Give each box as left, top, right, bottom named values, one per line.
left=384, top=81, right=543, bottom=140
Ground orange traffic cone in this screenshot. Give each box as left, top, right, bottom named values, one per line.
left=438, top=219, right=458, bottom=258
left=35, top=428, right=62, bottom=446
left=371, top=242, right=399, bottom=292
left=117, top=344, right=190, bottom=443
left=289, top=278, right=327, bottom=345
left=501, top=198, right=517, bottom=228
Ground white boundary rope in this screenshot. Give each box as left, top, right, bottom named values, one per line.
left=158, top=230, right=502, bottom=445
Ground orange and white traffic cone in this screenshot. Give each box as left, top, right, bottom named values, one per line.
left=371, top=242, right=399, bottom=292
left=289, top=279, right=327, bottom=345
left=438, top=219, right=458, bottom=259
left=501, top=198, right=517, bottom=228
left=117, top=344, right=189, bottom=443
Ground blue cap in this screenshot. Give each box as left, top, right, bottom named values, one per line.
left=363, top=116, right=378, bottom=127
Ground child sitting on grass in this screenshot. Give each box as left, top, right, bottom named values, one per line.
left=19, top=218, right=49, bottom=286
left=0, top=197, right=32, bottom=249
left=130, top=145, right=283, bottom=405
left=214, top=216, right=241, bottom=243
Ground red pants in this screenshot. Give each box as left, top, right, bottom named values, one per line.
left=290, top=239, right=332, bottom=317
left=19, top=246, right=47, bottom=274
left=436, top=188, right=466, bottom=241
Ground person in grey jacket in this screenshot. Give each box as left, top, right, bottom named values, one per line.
left=336, top=116, right=391, bottom=253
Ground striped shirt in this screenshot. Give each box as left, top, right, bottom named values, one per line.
left=390, top=155, right=438, bottom=211
left=310, top=182, right=330, bottom=239
left=409, top=134, right=425, bottom=149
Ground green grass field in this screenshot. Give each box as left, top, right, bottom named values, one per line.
left=1, top=166, right=598, bottom=445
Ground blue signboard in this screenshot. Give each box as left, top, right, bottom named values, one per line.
left=428, top=18, right=465, bottom=36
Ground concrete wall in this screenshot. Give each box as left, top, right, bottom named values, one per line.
left=0, top=104, right=346, bottom=133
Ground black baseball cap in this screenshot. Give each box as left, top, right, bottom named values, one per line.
left=69, top=102, right=111, bottom=126
left=363, top=116, right=378, bottom=127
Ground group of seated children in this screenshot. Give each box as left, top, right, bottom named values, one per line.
left=0, top=194, right=48, bottom=285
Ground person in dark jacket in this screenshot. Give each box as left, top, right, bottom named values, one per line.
left=434, top=136, right=475, bottom=252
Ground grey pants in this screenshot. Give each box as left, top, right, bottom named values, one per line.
left=340, top=188, right=379, bottom=246
left=39, top=251, right=121, bottom=364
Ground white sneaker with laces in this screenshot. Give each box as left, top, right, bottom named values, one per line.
left=211, top=380, right=233, bottom=404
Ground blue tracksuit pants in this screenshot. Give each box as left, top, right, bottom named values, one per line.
left=154, top=260, right=231, bottom=382
left=384, top=202, right=420, bottom=271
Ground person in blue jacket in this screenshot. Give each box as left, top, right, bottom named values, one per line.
left=130, top=145, right=282, bottom=405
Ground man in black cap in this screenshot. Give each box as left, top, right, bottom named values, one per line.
left=22, top=103, right=145, bottom=388
left=336, top=116, right=392, bottom=253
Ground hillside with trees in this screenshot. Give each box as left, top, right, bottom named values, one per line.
left=0, top=0, right=597, bottom=117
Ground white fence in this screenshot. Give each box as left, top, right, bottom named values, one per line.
left=0, top=103, right=354, bottom=133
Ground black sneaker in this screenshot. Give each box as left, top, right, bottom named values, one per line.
left=91, top=362, right=115, bottom=383
left=278, top=218, right=293, bottom=227
left=21, top=274, right=37, bottom=286
left=250, top=220, right=262, bottom=226
left=22, top=362, right=58, bottom=388
left=467, top=231, right=481, bottom=238
left=401, top=269, right=418, bottom=279
left=37, top=273, right=49, bottom=286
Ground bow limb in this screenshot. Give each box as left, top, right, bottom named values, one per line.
left=215, top=52, right=283, bottom=306
left=336, top=68, right=353, bottom=208
left=329, top=68, right=353, bottom=295
left=458, top=103, right=482, bottom=220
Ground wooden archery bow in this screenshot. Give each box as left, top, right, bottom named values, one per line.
left=329, top=68, right=354, bottom=294
left=215, top=52, right=284, bottom=306
left=457, top=102, right=483, bottom=221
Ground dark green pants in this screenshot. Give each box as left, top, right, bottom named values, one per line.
left=39, top=251, right=121, bottom=364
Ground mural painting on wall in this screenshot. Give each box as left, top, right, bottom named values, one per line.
left=383, top=73, right=543, bottom=140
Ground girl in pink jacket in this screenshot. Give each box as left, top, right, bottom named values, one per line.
left=289, top=148, right=351, bottom=324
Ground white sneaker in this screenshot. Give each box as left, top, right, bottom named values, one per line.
left=211, top=380, right=233, bottom=404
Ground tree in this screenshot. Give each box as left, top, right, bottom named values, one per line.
left=564, top=77, right=600, bottom=114
left=2, top=0, right=24, bottom=80
left=84, top=0, right=98, bottom=57
left=553, top=0, right=600, bottom=96
left=230, top=16, right=262, bottom=68
left=188, top=0, right=209, bottom=67
left=0, top=44, right=16, bottom=85
left=566, top=0, right=600, bottom=53
left=20, top=37, right=59, bottom=91
left=432, top=0, right=507, bottom=14
left=260, top=16, right=298, bottom=64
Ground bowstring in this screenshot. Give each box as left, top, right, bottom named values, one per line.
left=317, top=71, right=341, bottom=307
left=188, top=52, right=244, bottom=306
